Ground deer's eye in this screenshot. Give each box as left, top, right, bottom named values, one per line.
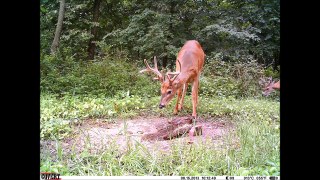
left=167, top=90, right=172, bottom=94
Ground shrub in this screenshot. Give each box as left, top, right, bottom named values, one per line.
left=202, top=56, right=265, bottom=98
left=264, top=66, right=280, bottom=79
left=40, top=54, right=159, bottom=97
left=41, top=51, right=279, bottom=99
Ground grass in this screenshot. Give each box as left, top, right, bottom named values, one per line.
left=40, top=93, right=279, bottom=176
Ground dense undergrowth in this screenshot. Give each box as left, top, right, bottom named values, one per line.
left=41, top=52, right=279, bottom=98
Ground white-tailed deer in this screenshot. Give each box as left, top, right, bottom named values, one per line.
left=140, top=40, right=205, bottom=118
left=259, top=77, right=280, bottom=96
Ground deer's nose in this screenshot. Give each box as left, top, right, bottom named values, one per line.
left=159, top=104, right=165, bottom=109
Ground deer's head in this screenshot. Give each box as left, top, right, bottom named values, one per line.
left=259, top=77, right=276, bottom=96
left=140, top=56, right=182, bottom=109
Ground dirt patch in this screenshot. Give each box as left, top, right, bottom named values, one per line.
left=141, top=116, right=195, bottom=141
left=41, top=116, right=234, bottom=156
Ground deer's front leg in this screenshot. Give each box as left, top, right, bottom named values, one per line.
left=178, top=83, right=188, bottom=111
left=174, top=87, right=182, bottom=115
left=191, top=79, right=199, bottom=118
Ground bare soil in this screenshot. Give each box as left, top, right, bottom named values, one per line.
left=41, top=116, right=234, bottom=156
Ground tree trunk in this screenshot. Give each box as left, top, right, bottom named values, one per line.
left=273, top=51, right=280, bottom=71
left=51, top=0, right=66, bottom=54
left=87, top=0, right=102, bottom=60
left=164, top=0, right=175, bottom=70
left=163, top=54, right=168, bottom=69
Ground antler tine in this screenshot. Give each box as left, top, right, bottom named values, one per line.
left=170, top=73, right=180, bottom=82
left=139, top=59, right=151, bottom=73
left=166, top=72, right=180, bottom=75
left=144, top=59, right=151, bottom=69
left=139, top=57, right=163, bottom=81
left=177, top=59, right=181, bottom=72
left=167, top=59, right=181, bottom=75
left=166, top=59, right=181, bottom=82
left=153, top=56, right=158, bottom=71
left=166, top=73, right=179, bottom=83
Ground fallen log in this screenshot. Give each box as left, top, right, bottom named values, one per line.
left=142, top=116, right=201, bottom=141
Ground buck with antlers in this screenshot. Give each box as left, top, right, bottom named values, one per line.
left=259, top=77, right=280, bottom=96
left=140, top=40, right=205, bottom=118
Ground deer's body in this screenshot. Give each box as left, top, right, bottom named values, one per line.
left=172, top=40, right=205, bottom=117
left=140, top=40, right=205, bottom=118
left=272, top=81, right=280, bottom=89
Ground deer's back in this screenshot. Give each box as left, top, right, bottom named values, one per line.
left=176, top=40, right=205, bottom=73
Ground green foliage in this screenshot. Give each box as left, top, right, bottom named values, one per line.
left=41, top=53, right=159, bottom=97
left=41, top=52, right=273, bottom=100
left=41, top=49, right=280, bottom=103
left=201, top=56, right=265, bottom=98
left=231, top=61, right=265, bottom=97
left=103, top=8, right=179, bottom=67
left=200, top=76, right=239, bottom=98
left=41, top=0, right=279, bottom=67
left=264, top=66, right=280, bottom=79
left=235, top=160, right=280, bottom=176
left=41, top=0, right=280, bottom=99
left=197, top=97, right=279, bottom=118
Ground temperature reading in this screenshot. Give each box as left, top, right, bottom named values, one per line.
left=256, top=177, right=266, bottom=180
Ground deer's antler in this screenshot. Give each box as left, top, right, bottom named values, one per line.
left=166, top=59, right=181, bottom=83
left=139, top=56, right=164, bottom=82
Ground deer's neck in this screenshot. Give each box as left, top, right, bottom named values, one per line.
left=173, top=71, right=194, bottom=86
